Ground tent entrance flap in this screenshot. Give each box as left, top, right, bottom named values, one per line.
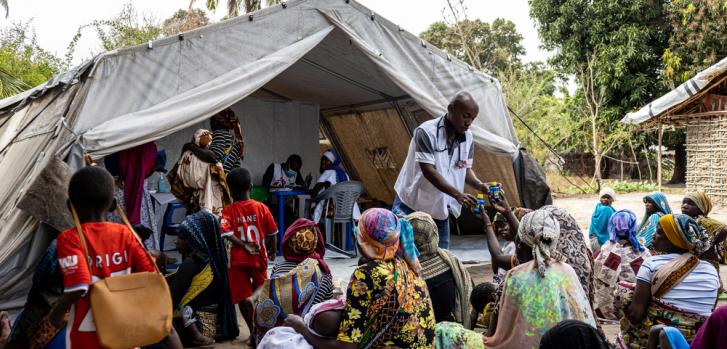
left=80, top=26, right=334, bottom=157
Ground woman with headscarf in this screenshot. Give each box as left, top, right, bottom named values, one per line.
left=172, top=129, right=231, bottom=214
left=637, top=192, right=673, bottom=249
left=406, top=212, right=473, bottom=327
left=271, top=218, right=334, bottom=304
left=209, top=108, right=245, bottom=174
left=539, top=320, right=609, bottom=349
left=434, top=209, right=596, bottom=349
left=616, top=214, right=719, bottom=348
left=592, top=209, right=651, bottom=320
left=681, top=191, right=727, bottom=264
left=311, top=150, right=359, bottom=223
left=589, top=187, right=616, bottom=251
left=169, top=211, right=239, bottom=347
left=541, top=205, right=595, bottom=305
left=287, top=208, right=435, bottom=349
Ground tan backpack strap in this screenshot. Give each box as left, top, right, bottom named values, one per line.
left=115, top=206, right=163, bottom=274
left=70, top=204, right=93, bottom=276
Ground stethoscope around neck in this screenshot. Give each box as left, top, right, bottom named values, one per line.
left=434, top=116, right=465, bottom=165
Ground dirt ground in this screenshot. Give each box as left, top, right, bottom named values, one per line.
left=209, top=191, right=727, bottom=348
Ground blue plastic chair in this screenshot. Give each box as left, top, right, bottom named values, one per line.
left=159, top=203, right=186, bottom=251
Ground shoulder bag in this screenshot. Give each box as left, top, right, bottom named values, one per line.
left=71, top=205, right=173, bottom=349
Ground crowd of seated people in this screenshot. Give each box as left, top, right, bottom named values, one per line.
left=6, top=113, right=727, bottom=349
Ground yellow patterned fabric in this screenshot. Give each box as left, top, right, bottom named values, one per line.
left=180, top=264, right=214, bottom=308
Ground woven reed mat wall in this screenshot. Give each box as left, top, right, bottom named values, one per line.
left=686, top=115, right=727, bottom=205
left=326, top=109, right=410, bottom=204
left=326, top=108, right=520, bottom=205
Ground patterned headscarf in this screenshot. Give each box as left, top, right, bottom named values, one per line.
left=512, top=207, right=533, bottom=221
left=193, top=129, right=212, bottom=147
left=357, top=208, right=421, bottom=275
left=407, top=211, right=439, bottom=257
left=658, top=213, right=710, bottom=254
left=517, top=210, right=563, bottom=277
left=608, top=209, right=643, bottom=251
left=178, top=210, right=239, bottom=340
left=282, top=218, right=330, bottom=274
left=685, top=191, right=713, bottom=216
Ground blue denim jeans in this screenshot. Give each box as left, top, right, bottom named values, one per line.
left=392, top=195, right=451, bottom=249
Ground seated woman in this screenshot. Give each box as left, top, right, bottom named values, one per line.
left=691, top=304, right=727, bottom=349
left=288, top=208, right=436, bottom=348
left=681, top=191, right=727, bottom=265
left=589, top=187, right=616, bottom=251
left=593, top=209, right=651, bottom=320
left=406, top=212, right=473, bottom=327
left=262, top=154, right=305, bottom=191
left=637, top=192, right=672, bottom=249
left=539, top=320, right=609, bottom=349
left=6, top=238, right=65, bottom=349
left=435, top=210, right=596, bottom=349
left=171, top=129, right=231, bottom=214
left=272, top=218, right=334, bottom=304
left=170, top=211, right=239, bottom=347
left=310, top=150, right=359, bottom=223
left=259, top=297, right=346, bottom=349
left=541, top=205, right=595, bottom=304
left=617, top=214, right=718, bottom=348
left=484, top=194, right=530, bottom=282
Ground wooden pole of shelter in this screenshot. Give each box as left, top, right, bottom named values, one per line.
left=657, top=121, right=663, bottom=190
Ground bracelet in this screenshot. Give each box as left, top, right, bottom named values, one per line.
left=485, top=223, right=493, bottom=229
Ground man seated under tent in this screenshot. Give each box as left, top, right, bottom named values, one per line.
left=393, top=91, right=489, bottom=249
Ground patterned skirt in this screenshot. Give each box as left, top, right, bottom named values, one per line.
left=614, top=282, right=706, bottom=348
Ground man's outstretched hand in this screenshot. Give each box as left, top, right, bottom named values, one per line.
left=455, top=193, right=477, bottom=207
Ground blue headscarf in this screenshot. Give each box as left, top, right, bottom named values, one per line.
left=323, top=150, right=348, bottom=183
left=637, top=192, right=673, bottom=248
left=589, top=203, right=615, bottom=245
left=608, top=209, right=643, bottom=252
left=179, top=211, right=239, bottom=340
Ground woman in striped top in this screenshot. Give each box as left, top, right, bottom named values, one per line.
left=210, top=108, right=244, bottom=174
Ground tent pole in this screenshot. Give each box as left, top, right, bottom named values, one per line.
left=657, top=121, right=663, bottom=190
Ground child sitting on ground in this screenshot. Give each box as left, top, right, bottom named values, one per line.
left=47, top=166, right=182, bottom=349
left=470, top=282, right=498, bottom=330
left=589, top=187, right=616, bottom=252
left=220, top=167, right=278, bottom=344
left=258, top=297, right=345, bottom=348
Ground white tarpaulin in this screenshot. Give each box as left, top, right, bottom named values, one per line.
left=0, top=0, right=534, bottom=308
left=621, top=57, right=727, bottom=124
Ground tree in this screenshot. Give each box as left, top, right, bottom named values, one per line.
left=661, top=0, right=726, bottom=88
left=0, top=22, right=64, bottom=98
left=162, top=9, right=209, bottom=36
left=529, top=0, right=670, bottom=115
left=189, top=0, right=280, bottom=18
left=420, top=1, right=524, bottom=74
left=660, top=0, right=725, bottom=184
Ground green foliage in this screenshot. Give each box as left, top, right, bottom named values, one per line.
left=661, top=0, right=726, bottom=88
left=610, top=180, right=658, bottom=193
left=162, top=9, right=209, bottom=36
left=190, top=0, right=279, bottom=17
left=66, top=3, right=163, bottom=61
left=0, top=22, right=64, bottom=98
left=529, top=0, right=670, bottom=114
left=420, top=18, right=525, bottom=74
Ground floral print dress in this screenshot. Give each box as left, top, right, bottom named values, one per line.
left=338, top=258, right=436, bottom=348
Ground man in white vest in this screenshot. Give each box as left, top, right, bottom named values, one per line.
left=394, top=91, right=489, bottom=248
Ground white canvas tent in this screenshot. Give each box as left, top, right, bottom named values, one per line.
left=0, top=0, right=549, bottom=308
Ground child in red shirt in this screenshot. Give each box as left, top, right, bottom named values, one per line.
left=47, top=166, right=182, bottom=349
left=220, top=167, right=278, bottom=341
